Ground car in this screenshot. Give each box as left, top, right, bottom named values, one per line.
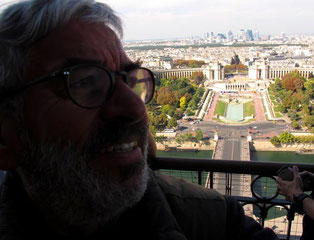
left=253, top=126, right=257, bottom=129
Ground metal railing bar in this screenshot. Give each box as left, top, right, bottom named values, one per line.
left=151, top=157, right=314, bottom=176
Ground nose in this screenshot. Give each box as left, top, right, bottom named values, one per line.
left=100, top=77, right=149, bottom=125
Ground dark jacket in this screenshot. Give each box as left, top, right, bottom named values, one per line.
left=0, top=170, right=278, bottom=240
left=300, top=191, right=314, bottom=240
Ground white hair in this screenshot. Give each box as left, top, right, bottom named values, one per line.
left=0, top=0, right=122, bottom=113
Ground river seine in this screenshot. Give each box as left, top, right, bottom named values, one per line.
left=157, top=150, right=313, bottom=164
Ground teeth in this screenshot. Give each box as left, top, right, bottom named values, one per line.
left=101, top=141, right=137, bottom=153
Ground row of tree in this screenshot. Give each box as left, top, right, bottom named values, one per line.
left=175, top=131, right=204, bottom=144
left=224, top=64, right=248, bottom=74
left=173, top=59, right=205, bottom=68
left=154, top=130, right=205, bottom=144
left=224, top=54, right=248, bottom=74
left=270, top=131, right=314, bottom=146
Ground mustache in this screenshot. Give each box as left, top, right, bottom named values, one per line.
left=85, top=117, right=149, bottom=156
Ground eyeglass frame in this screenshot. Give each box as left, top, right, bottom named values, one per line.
left=0, top=63, right=156, bottom=109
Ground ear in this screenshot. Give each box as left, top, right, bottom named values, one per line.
left=0, top=112, right=19, bottom=170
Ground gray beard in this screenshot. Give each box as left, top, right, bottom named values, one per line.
left=18, top=128, right=149, bottom=234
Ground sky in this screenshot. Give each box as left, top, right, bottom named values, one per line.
left=1, top=0, right=313, bottom=40
left=102, top=0, right=314, bottom=40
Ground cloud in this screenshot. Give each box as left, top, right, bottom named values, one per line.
left=1, top=0, right=312, bottom=40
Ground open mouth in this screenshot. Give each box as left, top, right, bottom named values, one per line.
left=100, top=141, right=138, bottom=153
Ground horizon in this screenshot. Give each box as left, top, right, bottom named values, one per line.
left=103, top=0, right=314, bottom=41
left=0, top=0, right=313, bottom=41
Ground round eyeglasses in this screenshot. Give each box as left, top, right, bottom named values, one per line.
left=0, top=64, right=156, bottom=109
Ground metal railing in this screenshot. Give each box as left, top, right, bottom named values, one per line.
left=151, top=157, right=314, bottom=240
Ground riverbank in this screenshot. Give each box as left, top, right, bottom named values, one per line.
left=156, top=139, right=314, bottom=152
left=156, top=140, right=215, bottom=151
left=252, top=139, right=314, bottom=152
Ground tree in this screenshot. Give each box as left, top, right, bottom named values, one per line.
left=191, top=71, right=204, bottom=85
left=183, top=93, right=192, bottom=102
left=157, top=87, right=177, bottom=105
left=302, top=104, right=310, bottom=115
left=173, top=59, right=205, bottom=68
left=303, top=115, right=314, bottom=128
left=180, top=96, right=187, bottom=110
left=167, top=117, right=177, bottom=129
left=282, top=72, right=305, bottom=91
left=195, top=130, right=203, bottom=142
left=304, top=78, right=314, bottom=98
left=282, top=95, right=292, bottom=108
left=290, top=96, right=301, bottom=111
left=161, top=104, right=175, bottom=115
left=278, top=131, right=296, bottom=144
left=185, top=108, right=194, bottom=116
left=294, top=78, right=304, bottom=90
left=277, top=104, right=286, bottom=113
left=173, top=109, right=184, bottom=119
left=270, top=136, right=281, bottom=146
left=188, top=99, right=197, bottom=110
left=176, top=78, right=189, bottom=89
left=292, top=120, right=299, bottom=129
left=154, top=136, right=166, bottom=144
left=148, top=113, right=158, bottom=135
left=182, top=133, right=194, bottom=142
left=231, top=54, right=240, bottom=65
left=157, top=113, right=168, bottom=130
left=287, top=109, right=298, bottom=121
left=274, top=78, right=282, bottom=91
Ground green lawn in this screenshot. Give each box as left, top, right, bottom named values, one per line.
left=214, top=101, right=227, bottom=116
left=244, top=101, right=255, bottom=117
left=269, top=95, right=276, bottom=101
left=275, top=112, right=283, bottom=118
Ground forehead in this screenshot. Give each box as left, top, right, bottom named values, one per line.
left=25, top=20, right=125, bottom=79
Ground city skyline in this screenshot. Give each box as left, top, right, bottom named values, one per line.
left=0, top=0, right=313, bottom=41
left=103, top=0, right=314, bottom=41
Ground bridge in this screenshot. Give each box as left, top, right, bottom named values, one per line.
left=208, top=138, right=251, bottom=196
left=207, top=137, right=253, bottom=216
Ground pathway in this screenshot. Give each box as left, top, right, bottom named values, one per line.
left=204, top=94, right=219, bottom=121
left=253, top=93, right=266, bottom=122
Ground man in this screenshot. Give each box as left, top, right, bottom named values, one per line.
left=0, top=0, right=278, bottom=239
left=277, top=166, right=314, bottom=240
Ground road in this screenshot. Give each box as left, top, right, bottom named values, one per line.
left=178, top=120, right=288, bottom=140
left=179, top=119, right=288, bottom=197
left=213, top=139, right=248, bottom=196
left=222, top=139, right=241, bottom=160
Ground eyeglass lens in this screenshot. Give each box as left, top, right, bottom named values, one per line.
left=127, top=68, right=154, bottom=104
left=68, top=66, right=112, bottom=108
left=67, top=66, right=154, bottom=108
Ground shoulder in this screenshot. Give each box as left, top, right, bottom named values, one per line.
left=154, top=171, right=227, bottom=240
left=155, top=170, right=225, bottom=201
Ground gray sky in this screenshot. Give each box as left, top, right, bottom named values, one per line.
left=103, top=0, right=314, bottom=40
left=1, top=0, right=313, bottom=40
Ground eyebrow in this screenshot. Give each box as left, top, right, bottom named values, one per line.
left=121, top=62, right=141, bottom=72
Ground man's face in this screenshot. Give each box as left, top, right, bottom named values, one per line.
left=18, top=21, right=150, bottom=229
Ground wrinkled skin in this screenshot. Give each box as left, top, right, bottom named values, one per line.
left=0, top=20, right=157, bottom=234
